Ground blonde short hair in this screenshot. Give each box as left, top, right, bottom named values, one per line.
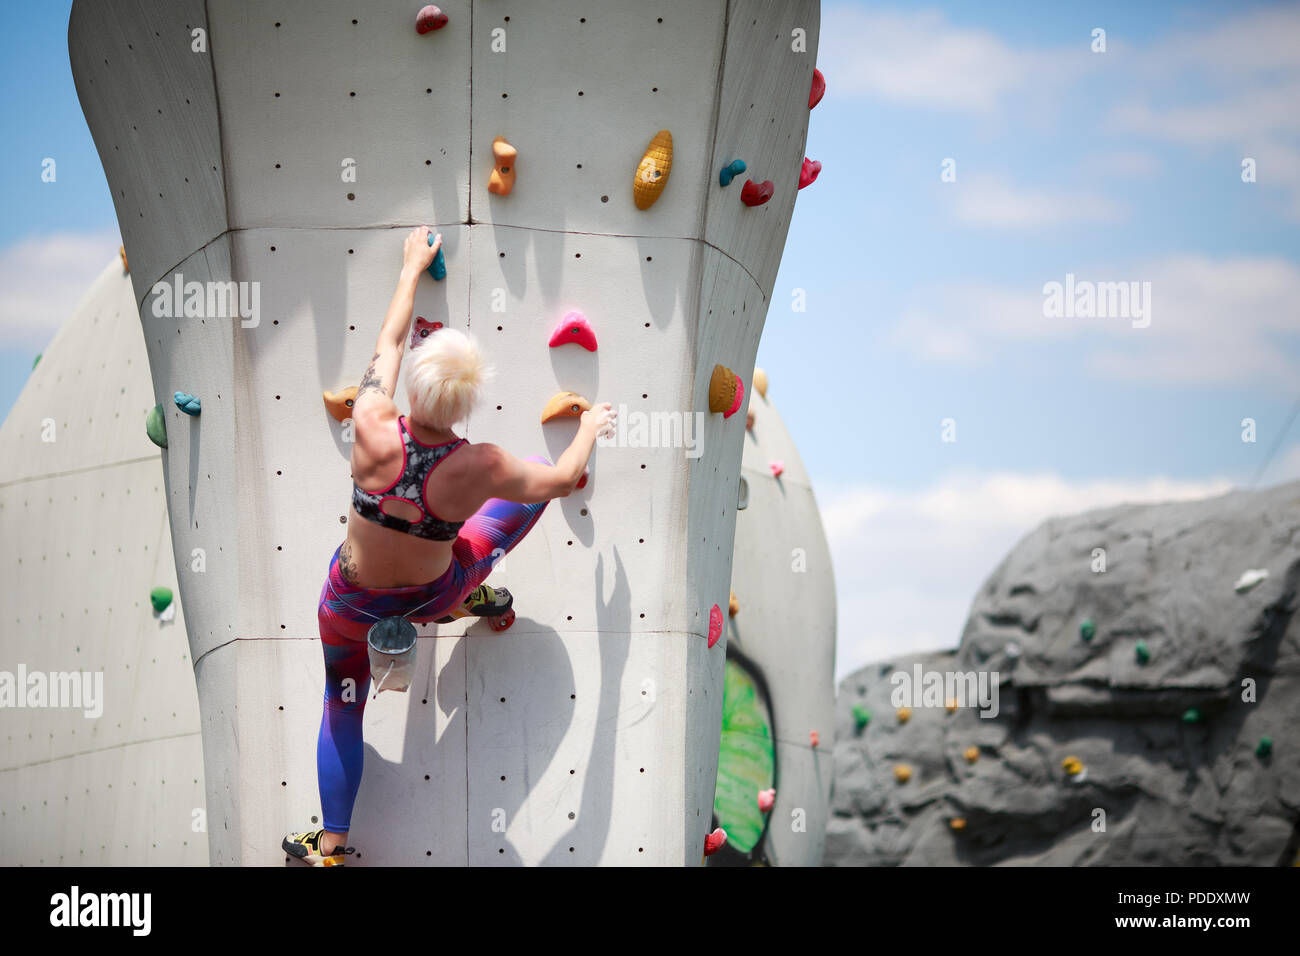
left=405, top=327, right=492, bottom=429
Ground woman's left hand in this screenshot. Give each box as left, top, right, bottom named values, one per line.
left=403, top=227, right=441, bottom=274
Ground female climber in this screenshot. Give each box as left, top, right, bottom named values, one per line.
left=283, top=226, right=614, bottom=866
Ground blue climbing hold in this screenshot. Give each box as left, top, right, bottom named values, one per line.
left=719, top=159, right=747, bottom=188
left=174, top=392, right=201, bottom=416
left=427, top=232, right=446, bottom=281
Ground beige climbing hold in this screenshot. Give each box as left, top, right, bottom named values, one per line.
left=1061, top=756, right=1083, bottom=776
left=708, top=365, right=744, bottom=418
left=119, top=245, right=129, bottom=273
left=752, top=367, right=768, bottom=397
left=963, top=746, right=979, bottom=764
left=323, top=386, right=358, bottom=422
left=728, top=590, right=738, bottom=617
left=633, top=129, right=673, bottom=210
left=896, top=706, right=912, bottom=724
left=893, top=764, right=912, bottom=783
left=949, top=817, right=967, bottom=831
left=541, top=391, right=591, bottom=424
left=488, top=136, right=517, bottom=196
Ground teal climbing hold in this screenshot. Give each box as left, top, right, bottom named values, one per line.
left=852, top=705, right=871, bottom=731
left=150, top=586, right=173, bottom=613
left=174, top=391, right=201, bottom=416
left=32, top=353, right=41, bottom=369
left=719, top=159, right=747, bottom=187
left=145, top=404, right=168, bottom=449
left=427, top=232, right=446, bottom=281
left=1256, top=736, right=1273, bottom=758
left=1182, top=708, right=1201, bottom=724
left=1135, top=641, right=1150, bottom=665
left=1080, top=618, right=1095, bottom=642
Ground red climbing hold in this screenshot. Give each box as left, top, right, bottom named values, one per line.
left=799, top=158, right=821, bottom=190
left=757, top=788, right=776, bottom=813
left=410, top=316, right=444, bottom=348
left=809, top=68, right=826, bottom=109
left=770, top=460, right=785, bottom=479
left=416, top=5, right=448, bottom=33
left=708, top=603, right=723, bottom=648
left=703, top=827, right=727, bottom=856
left=548, top=311, right=598, bottom=351
left=741, top=179, right=774, bottom=207
left=576, top=469, right=589, bottom=490
left=810, top=730, right=820, bottom=748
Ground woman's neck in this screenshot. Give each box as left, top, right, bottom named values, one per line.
left=406, top=415, right=457, bottom=443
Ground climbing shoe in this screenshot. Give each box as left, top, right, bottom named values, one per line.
left=282, top=828, right=354, bottom=867
left=434, top=584, right=513, bottom=623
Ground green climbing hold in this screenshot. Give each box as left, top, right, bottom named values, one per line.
left=150, top=586, right=173, bottom=613
left=1182, top=708, right=1201, bottom=724
left=1256, top=736, right=1273, bottom=758
left=32, top=353, right=41, bottom=369
left=145, top=404, right=168, bottom=448
left=1080, top=618, right=1095, bottom=642
left=1135, top=641, right=1150, bottom=665
left=852, top=705, right=871, bottom=731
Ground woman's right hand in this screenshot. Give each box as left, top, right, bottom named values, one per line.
left=582, top=402, right=616, bottom=440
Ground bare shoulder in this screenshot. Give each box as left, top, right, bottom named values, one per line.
left=350, top=407, right=401, bottom=477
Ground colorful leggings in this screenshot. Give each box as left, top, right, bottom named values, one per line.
left=315, top=464, right=549, bottom=833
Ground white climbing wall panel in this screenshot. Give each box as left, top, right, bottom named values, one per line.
left=722, top=379, right=836, bottom=865
left=68, top=0, right=818, bottom=864
left=0, top=259, right=208, bottom=865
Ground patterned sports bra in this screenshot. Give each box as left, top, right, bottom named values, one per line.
left=351, top=415, right=468, bottom=541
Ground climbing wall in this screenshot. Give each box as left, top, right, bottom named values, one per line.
left=0, top=258, right=208, bottom=865
left=69, top=0, right=819, bottom=864
left=710, top=372, right=836, bottom=865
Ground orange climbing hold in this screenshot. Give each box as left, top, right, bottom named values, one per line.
left=1062, top=756, right=1084, bottom=776
left=728, top=590, right=738, bottom=617
left=708, top=365, right=744, bottom=418
left=963, top=746, right=979, bottom=764
left=945, top=697, right=959, bottom=713
left=949, top=817, right=967, bottom=832
left=897, top=706, right=912, bottom=724
left=809, top=68, right=826, bottom=109
left=893, top=764, right=912, bottom=783
left=540, top=391, right=591, bottom=424
left=119, top=245, right=128, bottom=273
left=323, top=387, right=358, bottom=422
left=633, top=130, right=673, bottom=210
left=487, top=136, right=517, bottom=196
left=703, top=827, right=727, bottom=856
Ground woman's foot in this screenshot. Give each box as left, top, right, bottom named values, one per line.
left=282, top=828, right=354, bottom=866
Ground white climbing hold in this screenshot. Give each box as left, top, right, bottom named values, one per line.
left=1233, top=568, right=1268, bottom=594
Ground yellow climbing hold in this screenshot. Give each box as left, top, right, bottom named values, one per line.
left=323, top=386, right=358, bottom=422
left=119, top=245, right=128, bottom=273
left=963, top=746, right=979, bottom=764
left=896, top=706, right=912, bottom=724
left=893, top=764, right=912, bottom=783
left=728, top=590, right=738, bottom=617
left=949, top=817, right=967, bottom=831
left=541, top=391, right=591, bottom=424
left=752, top=367, right=768, bottom=398
left=488, top=136, right=517, bottom=196
left=945, top=697, right=959, bottom=713
left=1062, top=756, right=1084, bottom=776
left=633, top=129, right=673, bottom=210
left=708, top=365, right=744, bottom=418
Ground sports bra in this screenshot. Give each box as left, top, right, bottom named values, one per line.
left=351, top=415, right=468, bottom=541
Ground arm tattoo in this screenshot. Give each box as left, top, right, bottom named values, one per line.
left=357, top=352, right=384, bottom=397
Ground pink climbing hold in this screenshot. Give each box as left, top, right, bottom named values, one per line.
left=548, top=311, right=598, bottom=351
left=741, top=179, right=774, bottom=207
left=725, top=377, right=745, bottom=420
left=810, top=730, right=820, bottom=748
left=757, top=788, right=776, bottom=813
left=708, top=603, right=723, bottom=648
left=576, top=469, right=589, bottom=490
left=809, top=68, right=826, bottom=109
left=770, top=460, right=785, bottom=479
left=798, top=158, right=821, bottom=189
left=416, top=5, right=448, bottom=33
left=703, top=827, right=728, bottom=856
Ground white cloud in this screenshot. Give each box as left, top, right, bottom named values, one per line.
left=0, top=230, right=123, bottom=351
left=886, top=255, right=1300, bottom=387
left=950, top=174, right=1127, bottom=228
left=822, top=471, right=1236, bottom=681
left=1079, top=150, right=1163, bottom=179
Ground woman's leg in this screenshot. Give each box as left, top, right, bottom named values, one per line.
left=451, top=456, right=552, bottom=594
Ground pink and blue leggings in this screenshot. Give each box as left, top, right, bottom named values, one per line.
left=314, top=472, right=548, bottom=833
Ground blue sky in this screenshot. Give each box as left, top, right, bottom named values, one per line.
left=3, top=2, right=1298, bottom=679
